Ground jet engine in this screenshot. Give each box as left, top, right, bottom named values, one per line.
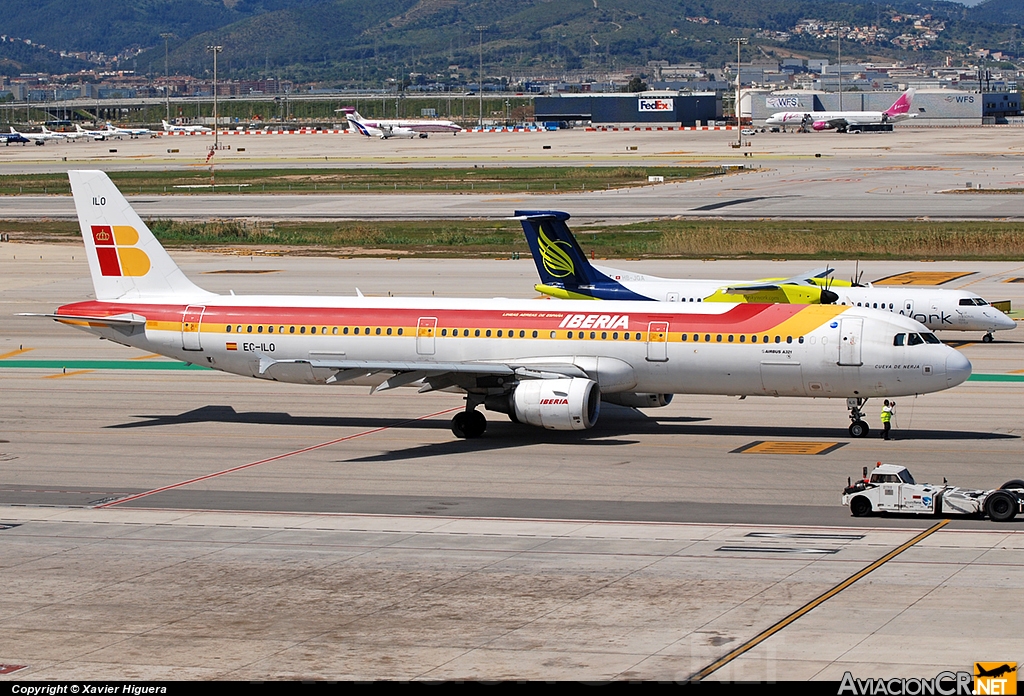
left=486, top=378, right=600, bottom=430
left=812, top=121, right=831, bottom=131
left=602, top=392, right=674, bottom=409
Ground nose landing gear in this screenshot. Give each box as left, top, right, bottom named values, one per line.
left=847, top=397, right=870, bottom=438
left=983, top=332, right=994, bottom=343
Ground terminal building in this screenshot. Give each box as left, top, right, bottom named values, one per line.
left=534, top=92, right=722, bottom=127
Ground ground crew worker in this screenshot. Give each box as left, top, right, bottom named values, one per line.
left=880, top=400, right=894, bottom=440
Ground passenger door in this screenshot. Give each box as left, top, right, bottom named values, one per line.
left=838, top=317, right=863, bottom=366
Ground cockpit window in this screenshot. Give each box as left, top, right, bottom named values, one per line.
left=907, top=333, right=924, bottom=346
left=960, top=298, right=988, bottom=306
left=922, top=333, right=941, bottom=344
left=893, top=333, right=906, bottom=346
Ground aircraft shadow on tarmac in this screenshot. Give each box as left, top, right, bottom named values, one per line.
left=106, top=404, right=1016, bottom=464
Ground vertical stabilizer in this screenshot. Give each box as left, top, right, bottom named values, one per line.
left=68, top=170, right=214, bottom=301
left=884, top=88, right=916, bottom=117
left=516, top=210, right=649, bottom=300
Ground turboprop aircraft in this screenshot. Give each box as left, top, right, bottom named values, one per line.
left=519, top=210, right=838, bottom=304
left=25, top=172, right=971, bottom=440
left=519, top=211, right=1015, bottom=342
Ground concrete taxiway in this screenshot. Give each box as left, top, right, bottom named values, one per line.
left=1, top=248, right=1022, bottom=679
left=0, top=127, right=1023, bottom=220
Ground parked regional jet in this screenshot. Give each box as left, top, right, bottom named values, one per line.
left=7, top=126, right=68, bottom=145
left=519, top=211, right=1015, bottom=342
left=75, top=124, right=113, bottom=141
left=105, top=122, right=154, bottom=138
left=162, top=120, right=212, bottom=133
left=765, top=89, right=917, bottom=133
left=25, top=172, right=971, bottom=440
left=341, top=107, right=460, bottom=139
left=0, top=129, right=31, bottom=145
left=518, top=210, right=839, bottom=305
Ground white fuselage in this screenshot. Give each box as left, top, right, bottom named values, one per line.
left=58, top=295, right=971, bottom=400
left=832, top=286, right=1016, bottom=334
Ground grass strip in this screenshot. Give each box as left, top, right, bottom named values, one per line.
left=5, top=218, right=1024, bottom=260
left=0, top=167, right=715, bottom=196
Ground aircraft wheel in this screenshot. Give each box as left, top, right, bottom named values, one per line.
left=467, top=410, right=487, bottom=438
left=849, top=420, right=870, bottom=438
left=451, top=412, right=469, bottom=439
left=850, top=497, right=872, bottom=517
left=985, top=491, right=1017, bottom=522
left=983, top=333, right=994, bottom=343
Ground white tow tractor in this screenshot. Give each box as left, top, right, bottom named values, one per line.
left=842, top=463, right=1024, bottom=521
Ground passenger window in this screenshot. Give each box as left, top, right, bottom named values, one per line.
left=441, top=329, right=447, bottom=337
left=739, top=335, right=745, bottom=343
left=550, top=331, right=556, bottom=338
left=590, top=331, right=596, bottom=339
left=375, top=328, right=381, bottom=335
left=311, top=327, right=316, bottom=334
left=532, top=331, right=538, bottom=338
left=300, top=326, right=306, bottom=334
left=716, top=335, right=722, bottom=342
left=681, top=334, right=687, bottom=342
left=397, top=328, right=403, bottom=335
left=226, top=325, right=231, bottom=333
left=354, top=327, right=359, bottom=335
left=258, top=325, right=263, bottom=333
left=269, top=326, right=274, bottom=334
left=332, top=327, right=338, bottom=335
left=601, top=332, right=607, bottom=339
left=289, top=326, right=295, bottom=334
left=343, top=327, right=349, bottom=335
left=704, top=334, right=711, bottom=342
left=497, top=330, right=503, bottom=337
left=786, top=336, right=792, bottom=344
left=728, top=335, right=734, bottom=342
left=520, top=331, right=526, bottom=338
left=635, top=333, right=642, bottom=340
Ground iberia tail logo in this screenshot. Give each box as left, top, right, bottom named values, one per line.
left=538, top=226, right=575, bottom=279
left=91, top=225, right=151, bottom=277
left=974, top=662, right=1017, bottom=695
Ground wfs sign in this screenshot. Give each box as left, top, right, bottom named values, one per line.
left=638, top=98, right=674, bottom=112
left=767, top=97, right=801, bottom=109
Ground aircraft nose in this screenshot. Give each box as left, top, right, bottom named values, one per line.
left=944, top=349, right=972, bottom=388
left=994, top=311, right=1017, bottom=330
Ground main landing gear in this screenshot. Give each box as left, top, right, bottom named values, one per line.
left=452, top=398, right=487, bottom=439
left=847, top=397, right=870, bottom=438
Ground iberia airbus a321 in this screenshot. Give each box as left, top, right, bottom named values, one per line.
left=26, top=171, right=971, bottom=439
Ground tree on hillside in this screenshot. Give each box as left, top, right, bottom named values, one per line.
left=626, top=76, right=648, bottom=92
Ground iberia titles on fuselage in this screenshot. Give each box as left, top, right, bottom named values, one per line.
left=30, top=171, right=972, bottom=440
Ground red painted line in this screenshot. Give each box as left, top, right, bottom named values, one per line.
left=96, top=405, right=462, bottom=508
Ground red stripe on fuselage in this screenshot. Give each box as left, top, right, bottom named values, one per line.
left=56, top=300, right=806, bottom=333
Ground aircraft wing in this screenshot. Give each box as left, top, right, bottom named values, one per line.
left=726, top=267, right=834, bottom=294
left=824, top=117, right=850, bottom=130
left=259, top=357, right=588, bottom=393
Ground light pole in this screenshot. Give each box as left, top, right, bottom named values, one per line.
left=476, top=25, right=486, bottom=129
left=160, top=33, right=174, bottom=122
left=837, top=30, right=843, bottom=111
left=730, top=37, right=748, bottom=146
left=206, top=45, right=223, bottom=150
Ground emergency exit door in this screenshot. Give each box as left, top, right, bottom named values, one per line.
left=646, top=321, right=669, bottom=362
left=417, top=317, right=437, bottom=355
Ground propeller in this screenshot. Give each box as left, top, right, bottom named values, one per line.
left=819, top=266, right=838, bottom=304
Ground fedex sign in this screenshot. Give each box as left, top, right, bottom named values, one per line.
left=638, top=98, right=674, bottom=112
